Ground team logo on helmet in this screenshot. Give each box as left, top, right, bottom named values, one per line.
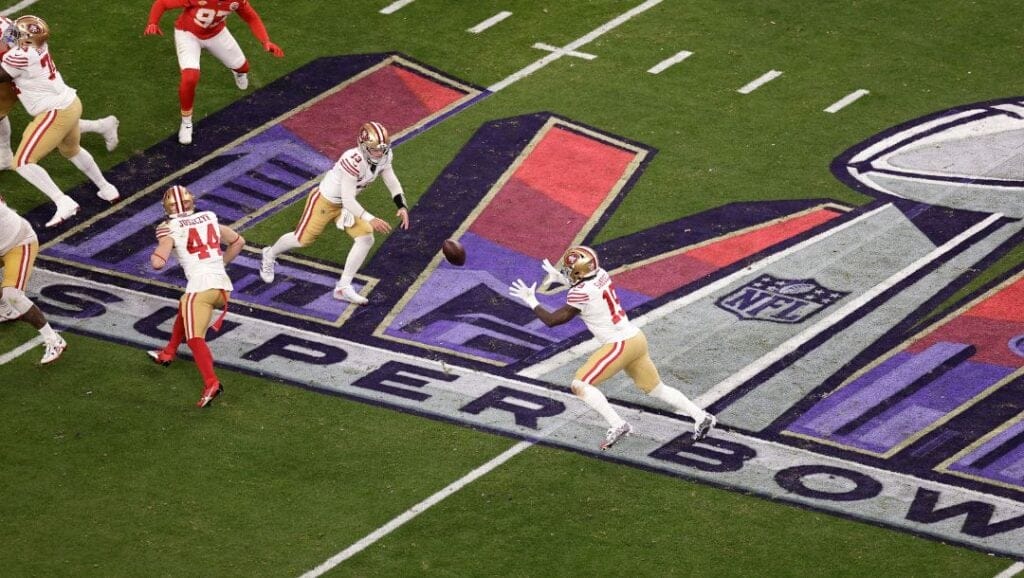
left=560, top=245, right=599, bottom=285
left=358, top=121, right=390, bottom=166
left=161, top=185, right=196, bottom=218
left=12, top=15, right=49, bottom=49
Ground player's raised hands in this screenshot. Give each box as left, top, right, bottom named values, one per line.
left=263, top=40, right=284, bottom=57
left=541, top=258, right=568, bottom=287
left=509, top=279, right=540, bottom=309
left=144, top=24, right=162, bottom=36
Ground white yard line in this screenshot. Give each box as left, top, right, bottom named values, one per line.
left=520, top=203, right=892, bottom=379
left=0, top=335, right=43, bottom=365
left=647, top=50, right=693, bottom=74
left=379, top=0, right=415, bottom=15
left=532, top=42, right=596, bottom=60
left=995, top=562, right=1024, bottom=578
left=0, top=0, right=40, bottom=16
left=825, top=89, right=870, bottom=113
left=468, top=11, right=512, bottom=34
left=488, top=0, right=663, bottom=92
left=300, top=440, right=533, bottom=577
left=695, top=212, right=1004, bottom=407
left=737, top=69, right=783, bottom=94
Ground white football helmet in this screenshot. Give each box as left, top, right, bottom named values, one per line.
left=358, top=121, right=390, bottom=165
left=560, top=245, right=599, bottom=284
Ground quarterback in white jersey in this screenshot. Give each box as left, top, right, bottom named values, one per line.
left=509, top=245, right=716, bottom=450
left=150, top=185, right=244, bottom=408
left=0, top=15, right=119, bottom=229
left=0, top=195, right=66, bottom=363
left=260, top=121, right=412, bottom=305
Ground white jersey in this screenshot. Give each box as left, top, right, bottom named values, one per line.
left=319, top=146, right=404, bottom=223
left=0, top=196, right=35, bottom=254
left=1, top=43, right=76, bottom=116
left=156, top=210, right=233, bottom=294
left=566, top=268, right=640, bottom=344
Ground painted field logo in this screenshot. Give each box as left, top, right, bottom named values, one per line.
left=716, top=275, right=848, bottom=323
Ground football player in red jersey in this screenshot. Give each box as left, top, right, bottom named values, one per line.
left=144, top=0, right=284, bottom=145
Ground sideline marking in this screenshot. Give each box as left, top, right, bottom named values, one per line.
left=738, top=70, right=783, bottom=94
left=647, top=50, right=692, bottom=74
left=695, top=211, right=1005, bottom=407
left=520, top=203, right=892, bottom=379
left=825, top=89, right=870, bottom=113
left=468, top=11, right=512, bottom=34
left=0, top=335, right=43, bottom=365
left=300, top=440, right=534, bottom=577
left=488, top=0, right=663, bottom=92
left=532, top=42, right=597, bottom=60
left=0, top=0, right=40, bottom=16
left=379, top=0, right=415, bottom=14
left=996, top=562, right=1024, bottom=578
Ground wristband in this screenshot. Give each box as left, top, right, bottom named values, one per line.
left=392, top=194, right=408, bottom=210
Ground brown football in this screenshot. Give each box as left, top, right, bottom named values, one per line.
left=442, top=239, right=466, bottom=266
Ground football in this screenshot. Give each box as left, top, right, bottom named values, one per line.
left=442, top=238, right=466, bottom=266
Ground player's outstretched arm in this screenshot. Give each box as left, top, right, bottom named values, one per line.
left=237, top=4, right=284, bottom=57
left=219, top=225, right=245, bottom=265
left=509, top=279, right=579, bottom=327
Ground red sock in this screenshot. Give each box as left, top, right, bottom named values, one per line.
left=179, top=68, right=200, bottom=115
left=233, top=60, right=249, bottom=74
left=163, top=313, right=185, bottom=356
left=187, top=337, right=219, bottom=387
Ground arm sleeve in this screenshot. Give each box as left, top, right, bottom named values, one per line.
left=237, top=2, right=271, bottom=44
left=380, top=165, right=407, bottom=208
left=147, top=0, right=186, bottom=26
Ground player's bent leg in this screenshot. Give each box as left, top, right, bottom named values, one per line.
left=78, top=116, right=120, bottom=152
left=334, top=233, right=373, bottom=305
left=66, top=148, right=119, bottom=203
left=2, top=286, right=65, bottom=363
left=187, top=337, right=223, bottom=408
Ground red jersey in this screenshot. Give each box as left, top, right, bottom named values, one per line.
left=148, top=0, right=268, bottom=42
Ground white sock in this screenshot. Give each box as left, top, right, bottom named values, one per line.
left=78, top=118, right=101, bottom=133
left=181, top=114, right=193, bottom=126
left=68, top=149, right=112, bottom=189
left=15, top=163, right=65, bottom=203
left=268, top=231, right=302, bottom=259
left=573, top=380, right=625, bottom=428
left=649, top=382, right=706, bottom=421
left=38, top=323, right=58, bottom=342
left=339, top=234, right=373, bottom=287
left=0, top=116, right=11, bottom=155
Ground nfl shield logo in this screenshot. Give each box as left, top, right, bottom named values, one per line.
left=716, top=275, right=849, bottom=324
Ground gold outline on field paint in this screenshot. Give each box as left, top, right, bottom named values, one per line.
left=935, top=410, right=1024, bottom=492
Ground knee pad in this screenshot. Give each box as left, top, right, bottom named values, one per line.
left=1, top=286, right=33, bottom=315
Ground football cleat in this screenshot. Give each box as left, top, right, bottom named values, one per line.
left=259, top=247, right=275, bottom=283
left=694, top=413, right=717, bottom=442
left=599, top=421, right=633, bottom=450
left=333, top=284, right=368, bottom=305
left=147, top=349, right=174, bottom=367
left=560, top=246, right=599, bottom=284
left=233, top=71, right=249, bottom=90
left=97, top=183, right=120, bottom=203
left=196, top=382, right=223, bottom=408
left=40, top=335, right=66, bottom=365
left=45, top=195, right=80, bottom=228
left=178, top=120, right=193, bottom=145
left=101, top=116, right=119, bottom=152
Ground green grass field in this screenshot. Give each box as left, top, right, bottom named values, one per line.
left=2, top=1, right=1023, bottom=576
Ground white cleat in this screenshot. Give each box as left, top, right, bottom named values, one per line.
left=101, top=116, right=119, bottom=152
left=233, top=71, right=249, bottom=90
left=259, top=247, right=276, bottom=283
left=97, top=183, right=120, bottom=203
left=45, top=196, right=80, bottom=228
left=178, top=120, right=193, bottom=145
left=41, top=335, right=67, bottom=364
left=600, top=422, right=633, bottom=450
left=0, top=150, right=13, bottom=170
left=694, top=413, right=717, bottom=442
left=333, top=284, right=368, bottom=305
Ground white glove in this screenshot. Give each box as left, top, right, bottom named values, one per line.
left=541, top=258, right=568, bottom=286
left=509, top=279, right=540, bottom=309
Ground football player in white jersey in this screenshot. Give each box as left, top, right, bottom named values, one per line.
left=509, top=246, right=717, bottom=450
left=259, top=122, right=411, bottom=305
left=0, top=16, right=118, bottom=169
left=0, top=194, right=66, bottom=363
left=0, top=16, right=120, bottom=229
left=149, top=185, right=245, bottom=408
